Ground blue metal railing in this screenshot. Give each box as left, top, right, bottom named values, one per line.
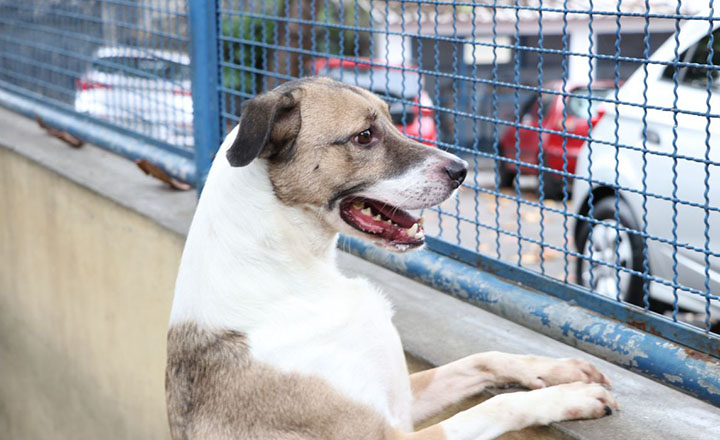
left=0, top=0, right=719, bottom=405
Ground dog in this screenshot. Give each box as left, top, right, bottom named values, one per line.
left=166, top=77, right=617, bottom=440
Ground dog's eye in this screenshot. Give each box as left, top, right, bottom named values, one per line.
left=354, top=129, right=373, bottom=146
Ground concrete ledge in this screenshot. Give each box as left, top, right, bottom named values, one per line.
left=338, top=252, right=720, bottom=439
left=0, top=105, right=195, bottom=237
left=2, top=105, right=718, bottom=439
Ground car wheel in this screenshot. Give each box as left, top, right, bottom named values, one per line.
left=540, top=172, right=567, bottom=200
left=498, top=162, right=516, bottom=188
left=575, top=196, right=647, bottom=305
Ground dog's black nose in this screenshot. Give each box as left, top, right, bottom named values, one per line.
left=445, top=160, right=468, bottom=189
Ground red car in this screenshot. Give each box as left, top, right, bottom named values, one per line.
left=311, top=58, right=437, bottom=145
left=498, top=81, right=615, bottom=198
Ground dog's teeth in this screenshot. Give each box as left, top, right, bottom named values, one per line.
left=407, top=223, right=419, bottom=237
left=361, top=208, right=372, bottom=215
left=373, top=214, right=382, bottom=221
left=385, top=219, right=392, bottom=225
left=418, top=217, right=424, bottom=227
left=353, top=202, right=363, bottom=209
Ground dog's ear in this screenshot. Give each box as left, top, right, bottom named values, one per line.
left=226, top=89, right=301, bottom=167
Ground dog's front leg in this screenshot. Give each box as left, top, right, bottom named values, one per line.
left=410, top=351, right=611, bottom=425
left=402, top=381, right=617, bottom=440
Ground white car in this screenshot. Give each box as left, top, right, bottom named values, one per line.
left=75, top=47, right=193, bottom=148
left=572, top=16, right=720, bottom=319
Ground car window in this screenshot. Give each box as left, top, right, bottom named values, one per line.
left=518, top=93, right=554, bottom=120
left=92, top=56, right=190, bottom=81
left=662, top=29, right=720, bottom=90
left=540, top=93, right=555, bottom=119
left=518, top=94, right=538, bottom=118
left=166, top=61, right=190, bottom=81
left=567, top=87, right=612, bottom=118
left=682, top=31, right=720, bottom=89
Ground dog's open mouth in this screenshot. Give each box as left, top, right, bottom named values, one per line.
left=339, top=196, right=425, bottom=249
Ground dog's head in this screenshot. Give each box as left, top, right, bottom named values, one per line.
left=226, top=77, right=467, bottom=252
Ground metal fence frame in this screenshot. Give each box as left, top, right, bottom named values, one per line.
left=0, top=0, right=718, bottom=406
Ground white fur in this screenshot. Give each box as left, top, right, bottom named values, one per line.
left=410, top=353, right=616, bottom=438
left=441, top=382, right=615, bottom=440
left=171, top=126, right=413, bottom=429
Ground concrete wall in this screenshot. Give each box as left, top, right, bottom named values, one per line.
left=0, top=147, right=183, bottom=440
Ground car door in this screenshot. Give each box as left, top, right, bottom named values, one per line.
left=510, top=93, right=555, bottom=173
left=642, top=32, right=720, bottom=302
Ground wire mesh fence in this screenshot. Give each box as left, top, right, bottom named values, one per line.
left=215, top=0, right=719, bottom=339
left=0, top=0, right=192, bottom=153
left=0, top=1, right=718, bottom=350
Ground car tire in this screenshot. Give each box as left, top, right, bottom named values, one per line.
left=498, top=162, right=516, bottom=188
left=575, top=196, right=647, bottom=306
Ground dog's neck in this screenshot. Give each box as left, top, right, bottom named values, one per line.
left=170, top=158, right=343, bottom=330
left=201, top=158, right=338, bottom=259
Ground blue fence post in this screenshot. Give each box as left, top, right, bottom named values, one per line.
left=188, top=0, right=222, bottom=192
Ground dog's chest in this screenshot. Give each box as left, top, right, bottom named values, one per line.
left=247, top=287, right=413, bottom=430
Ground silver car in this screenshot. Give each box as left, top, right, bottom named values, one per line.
left=74, top=47, right=193, bottom=148
left=572, top=17, right=719, bottom=319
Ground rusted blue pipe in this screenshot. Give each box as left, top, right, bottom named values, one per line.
left=0, top=88, right=197, bottom=185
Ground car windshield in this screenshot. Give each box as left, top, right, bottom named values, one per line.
left=567, top=87, right=613, bottom=118
left=519, top=93, right=555, bottom=119
left=321, top=66, right=421, bottom=99
left=92, top=56, right=190, bottom=81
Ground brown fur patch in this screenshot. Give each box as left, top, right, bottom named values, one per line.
left=405, top=425, right=446, bottom=440
left=409, top=368, right=438, bottom=398
left=166, top=322, right=408, bottom=440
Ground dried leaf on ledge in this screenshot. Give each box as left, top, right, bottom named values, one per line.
left=36, top=117, right=84, bottom=148
left=136, top=159, right=192, bottom=191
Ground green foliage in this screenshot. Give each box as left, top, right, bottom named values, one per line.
left=220, top=1, right=370, bottom=93
left=221, top=13, right=277, bottom=94
left=314, top=1, right=368, bottom=57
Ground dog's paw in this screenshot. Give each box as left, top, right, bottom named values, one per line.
left=513, top=356, right=612, bottom=389
left=523, top=382, right=619, bottom=424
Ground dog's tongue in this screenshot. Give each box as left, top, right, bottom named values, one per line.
left=362, top=198, right=417, bottom=229
left=339, top=197, right=424, bottom=245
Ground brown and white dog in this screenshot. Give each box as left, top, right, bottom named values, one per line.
left=166, top=77, right=617, bottom=440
